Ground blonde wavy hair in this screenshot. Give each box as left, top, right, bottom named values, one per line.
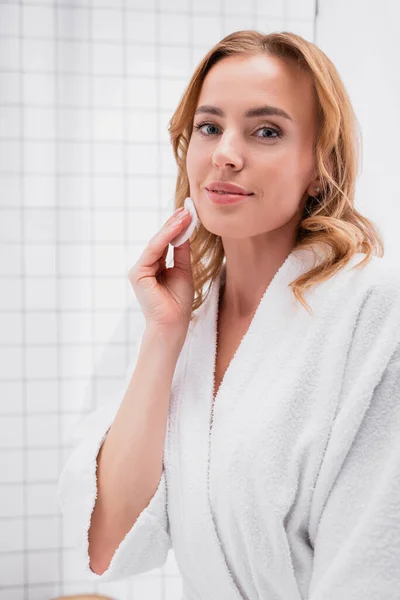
left=167, top=30, right=384, bottom=318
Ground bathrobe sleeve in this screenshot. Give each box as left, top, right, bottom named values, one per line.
left=307, top=330, right=400, bottom=599
left=57, top=343, right=172, bottom=581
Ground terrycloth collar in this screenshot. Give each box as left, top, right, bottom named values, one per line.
left=183, top=246, right=334, bottom=436
left=175, top=245, right=330, bottom=599
left=194, top=245, right=326, bottom=324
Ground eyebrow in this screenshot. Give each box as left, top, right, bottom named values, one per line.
left=194, top=104, right=293, bottom=122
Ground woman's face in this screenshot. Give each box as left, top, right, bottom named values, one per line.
left=186, top=53, right=319, bottom=241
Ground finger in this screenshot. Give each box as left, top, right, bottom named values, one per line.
left=173, top=238, right=192, bottom=273
left=140, top=208, right=187, bottom=267
left=155, top=244, right=169, bottom=276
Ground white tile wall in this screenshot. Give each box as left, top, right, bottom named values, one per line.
left=0, top=5, right=19, bottom=36
left=316, top=0, right=400, bottom=261
left=0, top=0, right=317, bottom=598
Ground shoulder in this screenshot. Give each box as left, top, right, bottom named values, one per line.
left=314, top=252, right=400, bottom=350
left=310, top=251, right=400, bottom=316
left=346, top=253, right=400, bottom=352
left=343, top=252, right=400, bottom=304
left=357, top=253, right=400, bottom=310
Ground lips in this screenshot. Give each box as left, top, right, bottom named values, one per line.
left=208, top=189, right=250, bottom=195
left=206, top=181, right=254, bottom=195
left=206, top=188, right=253, bottom=205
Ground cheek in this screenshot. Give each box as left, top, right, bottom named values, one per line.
left=260, top=148, right=310, bottom=185
left=255, top=154, right=293, bottom=186
left=185, top=144, right=196, bottom=179
left=186, top=139, right=201, bottom=165
left=186, top=143, right=209, bottom=180
left=256, top=143, right=290, bottom=169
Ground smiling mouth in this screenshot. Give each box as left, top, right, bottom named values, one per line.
left=206, top=189, right=253, bottom=196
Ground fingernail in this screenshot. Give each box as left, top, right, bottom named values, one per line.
left=174, top=208, right=189, bottom=221
left=166, top=207, right=184, bottom=225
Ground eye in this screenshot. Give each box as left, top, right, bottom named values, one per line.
left=193, top=121, right=220, bottom=136
left=193, top=121, right=282, bottom=140
left=255, top=127, right=281, bottom=139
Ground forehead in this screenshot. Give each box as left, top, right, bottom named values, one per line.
left=197, top=53, right=316, bottom=124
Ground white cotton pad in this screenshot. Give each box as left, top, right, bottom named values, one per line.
left=170, top=196, right=199, bottom=247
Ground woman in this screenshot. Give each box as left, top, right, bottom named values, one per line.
left=58, top=31, right=400, bottom=599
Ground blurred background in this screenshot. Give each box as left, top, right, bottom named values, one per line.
left=0, top=0, right=398, bottom=598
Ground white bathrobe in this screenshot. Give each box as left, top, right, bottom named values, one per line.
left=57, top=247, right=400, bottom=600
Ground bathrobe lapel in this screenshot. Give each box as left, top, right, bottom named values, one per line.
left=171, top=248, right=321, bottom=599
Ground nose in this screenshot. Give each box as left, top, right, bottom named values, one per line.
left=211, top=134, right=244, bottom=170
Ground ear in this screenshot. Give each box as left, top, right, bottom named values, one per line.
left=306, top=178, right=321, bottom=197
